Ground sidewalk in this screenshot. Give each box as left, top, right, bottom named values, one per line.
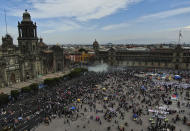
left=0, top=70, right=70, bottom=94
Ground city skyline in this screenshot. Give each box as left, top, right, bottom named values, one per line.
left=0, top=0, right=190, bottom=45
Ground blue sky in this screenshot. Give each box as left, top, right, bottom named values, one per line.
left=0, top=0, right=190, bottom=44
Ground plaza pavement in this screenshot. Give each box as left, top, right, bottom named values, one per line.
left=35, top=77, right=190, bottom=131
left=0, top=70, right=70, bottom=94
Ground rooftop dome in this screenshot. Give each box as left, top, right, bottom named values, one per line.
left=93, top=39, right=99, bottom=46
left=22, top=9, right=31, bottom=22
left=38, top=38, right=48, bottom=48
left=4, top=34, right=13, bottom=40
left=2, top=34, right=14, bottom=48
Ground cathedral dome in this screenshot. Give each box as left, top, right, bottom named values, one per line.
left=93, top=39, right=99, bottom=50
left=38, top=38, right=48, bottom=49
left=2, top=34, right=14, bottom=48
left=4, top=34, right=13, bottom=40
left=93, top=39, right=99, bottom=46
left=22, top=9, right=31, bottom=22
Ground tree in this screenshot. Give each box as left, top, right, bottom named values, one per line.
left=29, top=83, right=39, bottom=91
left=21, top=86, right=31, bottom=93
left=11, top=90, right=19, bottom=98
left=78, top=48, right=87, bottom=53
left=0, top=93, right=9, bottom=105
left=69, top=68, right=88, bottom=78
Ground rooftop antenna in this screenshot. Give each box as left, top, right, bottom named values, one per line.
left=178, top=30, right=182, bottom=45
left=4, top=9, right=8, bottom=34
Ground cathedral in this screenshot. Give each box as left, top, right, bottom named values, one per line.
left=0, top=10, right=64, bottom=88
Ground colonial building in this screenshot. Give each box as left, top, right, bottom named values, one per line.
left=93, top=40, right=190, bottom=70
left=65, top=49, right=95, bottom=65
left=0, top=10, right=64, bottom=88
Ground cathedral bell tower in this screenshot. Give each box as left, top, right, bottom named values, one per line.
left=18, top=10, right=38, bottom=55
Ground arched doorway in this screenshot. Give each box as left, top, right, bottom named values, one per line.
left=57, top=63, right=62, bottom=71
left=10, top=73, right=16, bottom=84
left=26, top=72, right=30, bottom=80
left=175, top=65, right=179, bottom=70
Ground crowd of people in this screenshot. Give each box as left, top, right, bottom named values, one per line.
left=0, top=68, right=190, bottom=131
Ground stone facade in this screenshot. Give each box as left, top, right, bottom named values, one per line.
left=0, top=10, right=64, bottom=88
left=93, top=40, right=190, bottom=70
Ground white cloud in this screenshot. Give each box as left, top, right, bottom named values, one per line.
left=10, top=0, right=142, bottom=21
left=170, top=1, right=190, bottom=8
left=102, top=22, right=130, bottom=30
left=39, top=19, right=81, bottom=34
left=184, top=25, right=190, bottom=29
left=164, top=25, right=190, bottom=32
left=139, top=7, right=190, bottom=21
left=41, top=29, right=56, bottom=34
left=101, top=6, right=190, bottom=31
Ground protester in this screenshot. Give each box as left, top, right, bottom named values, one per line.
left=0, top=68, right=190, bottom=131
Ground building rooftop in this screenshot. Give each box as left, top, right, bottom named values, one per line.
left=126, top=47, right=149, bottom=51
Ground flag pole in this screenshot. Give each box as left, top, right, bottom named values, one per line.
left=4, top=9, right=8, bottom=34
left=178, top=30, right=182, bottom=45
